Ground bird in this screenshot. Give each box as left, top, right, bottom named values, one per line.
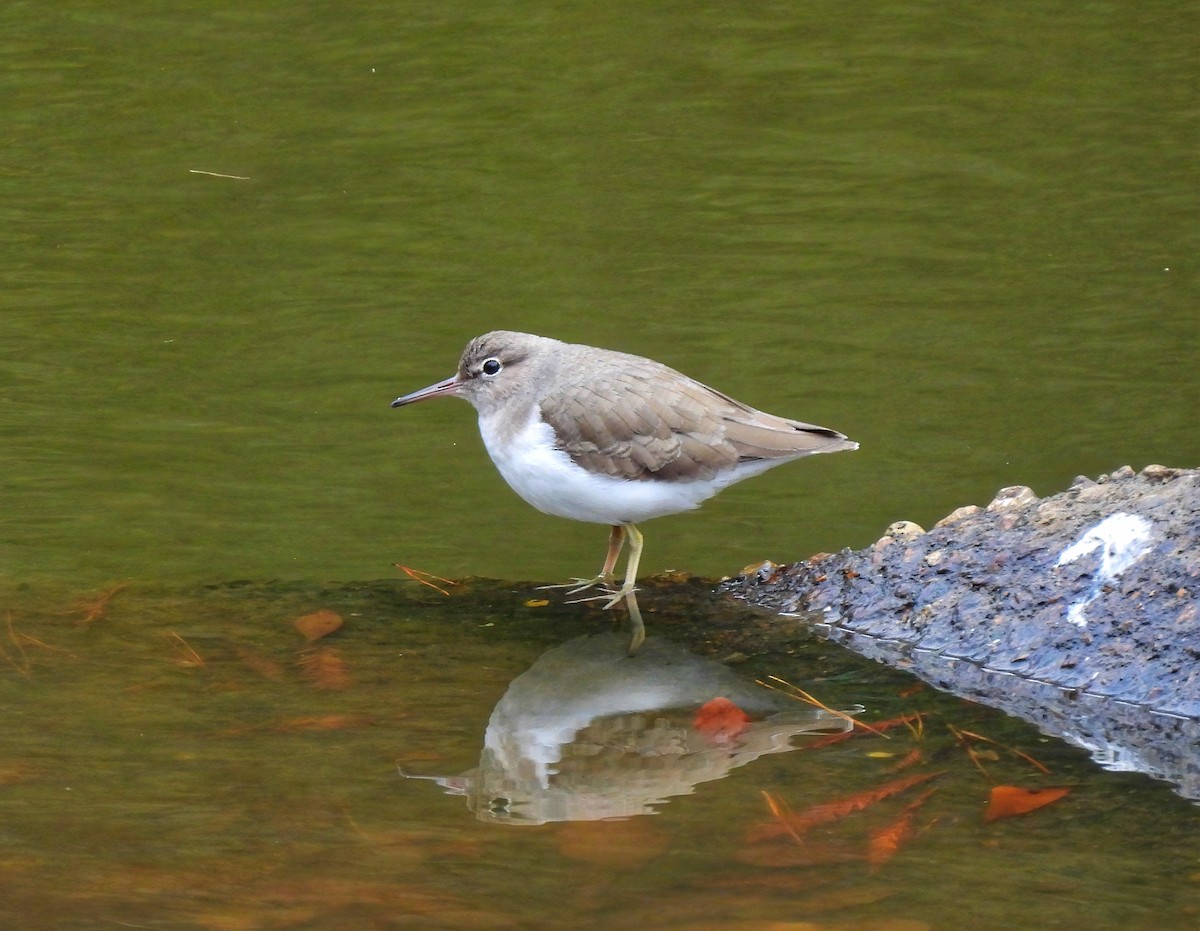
left=391, top=331, right=857, bottom=644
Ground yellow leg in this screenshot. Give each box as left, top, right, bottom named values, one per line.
left=537, top=525, right=625, bottom=595
left=599, top=522, right=642, bottom=608
left=552, top=522, right=647, bottom=652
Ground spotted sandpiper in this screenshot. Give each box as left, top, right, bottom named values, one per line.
left=392, top=331, right=857, bottom=643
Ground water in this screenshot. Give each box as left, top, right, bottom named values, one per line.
left=1, top=1, right=1197, bottom=927
left=2, top=579, right=1198, bottom=929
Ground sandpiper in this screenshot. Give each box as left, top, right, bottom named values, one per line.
left=392, top=331, right=857, bottom=642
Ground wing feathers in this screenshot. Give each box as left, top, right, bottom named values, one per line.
left=538, top=348, right=854, bottom=482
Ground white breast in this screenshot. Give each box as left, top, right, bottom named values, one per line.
left=477, top=407, right=741, bottom=525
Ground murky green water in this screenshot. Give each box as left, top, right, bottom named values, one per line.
left=2, top=580, right=1198, bottom=930
left=2, top=2, right=1197, bottom=928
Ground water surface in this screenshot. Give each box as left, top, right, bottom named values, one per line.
left=2, top=580, right=1197, bottom=929
left=1, top=0, right=1194, bottom=586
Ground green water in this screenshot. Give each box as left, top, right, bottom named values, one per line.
left=3, top=0, right=1195, bottom=587
left=2, top=2, right=1198, bottom=928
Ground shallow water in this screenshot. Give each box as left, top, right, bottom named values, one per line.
left=2, top=580, right=1198, bottom=930
left=2, top=2, right=1197, bottom=928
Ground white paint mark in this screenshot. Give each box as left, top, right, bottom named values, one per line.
left=1055, top=511, right=1154, bottom=627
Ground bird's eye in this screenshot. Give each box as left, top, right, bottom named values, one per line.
left=481, top=358, right=502, bottom=376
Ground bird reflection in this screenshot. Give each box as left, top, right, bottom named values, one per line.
left=403, top=632, right=857, bottom=824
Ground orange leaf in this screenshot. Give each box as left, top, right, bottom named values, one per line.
left=294, top=609, right=343, bottom=642
left=887, top=748, right=925, bottom=773
left=297, top=646, right=351, bottom=690
left=984, top=785, right=1071, bottom=822
left=693, top=697, right=750, bottom=744
left=794, top=771, right=940, bottom=830
left=867, top=810, right=914, bottom=869
left=867, top=787, right=936, bottom=869
left=749, top=771, right=941, bottom=842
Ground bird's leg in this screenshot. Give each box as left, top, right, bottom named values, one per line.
left=539, top=525, right=625, bottom=595
left=597, top=522, right=642, bottom=609
left=564, top=523, right=645, bottom=651
left=564, top=522, right=643, bottom=606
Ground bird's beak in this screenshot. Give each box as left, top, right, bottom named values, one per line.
left=391, top=375, right=462, bottom=407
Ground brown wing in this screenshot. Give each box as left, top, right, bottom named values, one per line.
left=539, top=350, right=853, bottom=482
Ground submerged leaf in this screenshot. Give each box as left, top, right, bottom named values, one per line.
left=693, top=697, right=750, bottom=744
left=297, top=647, right=351, bottom=690
left=867, top=788, right=937, bottom=869
left=294, top=609, right=344, bottom=642
left=984, top=785, right=1071, bottom=822
left=749, top=771, right=942, bottom=843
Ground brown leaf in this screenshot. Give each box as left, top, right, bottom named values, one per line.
left=867, top=788, right=936, bottom=869
left=297, top=647, right=351, bottom=690
left=749, top=771, right=942, bottom=843
left=984, top=785, right=1071, bottom=823
left=887, top=748, right=925, bottom=773
left=293, top=609, right=343, bottom=642
left=868, top=811, right=914, bottom=869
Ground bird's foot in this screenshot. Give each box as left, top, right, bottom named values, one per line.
left=537, top=576, right=615, bottom=597
left=566, top=582, right=638, bottom=610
